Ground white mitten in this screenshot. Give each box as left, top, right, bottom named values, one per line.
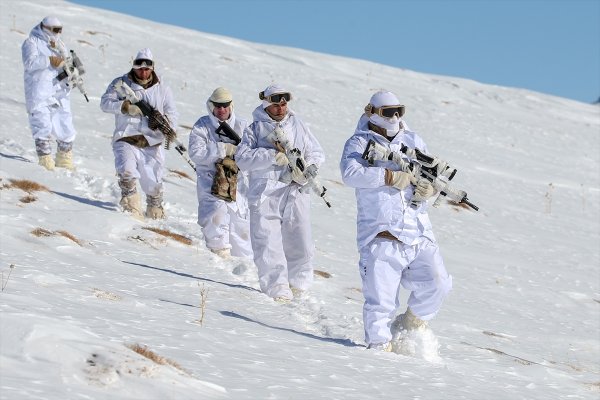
left=223, top=143, right=237, bottom=157
left=412, top=179, right=436, bottom=202
left=274, top=151, right=289, bottom=166
left=290, top=166, right=308, bottom=185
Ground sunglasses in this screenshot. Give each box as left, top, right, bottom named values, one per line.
left=259, top=91, right=291, bottom=104
left=371, top=105, right=405, bottom=119
left=133, top=59, right=154, bottom=69
left=211, top=101, right=231, bottom=109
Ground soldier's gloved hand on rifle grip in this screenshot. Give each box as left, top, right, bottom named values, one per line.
left=222, top=143, right=237, bottom=158
left=385, top=169, right=416, bottom=190
left=49, top=55, right=63, bottom=68
left=274, top=151, right=288, bottom=166
left=412, top=178, right=436, bottom=202
left=121, top=100, right=142, bottom=117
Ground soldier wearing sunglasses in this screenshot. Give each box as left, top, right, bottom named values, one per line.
left=340, top=91, right=451, bottom=352
left=236, top=84, right=325, bottom=303
left=188, top=87, right=253, bottom=259
left=100, top=48, right=179, bottom=220
left=21, top=16, right=78, bottom=170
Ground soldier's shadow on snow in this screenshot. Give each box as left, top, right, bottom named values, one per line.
left=220, top=310, right=365, bottom=348
left=52, top=190, right=118, bottom=211
left=121, top=260, right=261, bottom=293
left=0, top=152, right=32, bottom=163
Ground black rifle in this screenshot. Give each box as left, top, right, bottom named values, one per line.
left=115, top=80, right=195, bottom=171
left=215, top=121, right=241, bottom=145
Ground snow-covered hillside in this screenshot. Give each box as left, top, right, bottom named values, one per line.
left=1, top=1, right=599, bottom=399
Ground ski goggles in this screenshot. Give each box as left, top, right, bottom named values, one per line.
left=133, top=59, right=154, bottom=69
left=370, top=105, right=405, bottom=119
left=43, top=25, right=62, bottom=34
left=259, top=91, right=291, bottom=104
left=211, top=101, right=231, bottom=109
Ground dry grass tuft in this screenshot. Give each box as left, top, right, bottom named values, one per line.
left=31, top=228, right=54, bottom=237
left=168, top=169, right=194, bottom=181
left=56, top=230, right=84, bottom=246
left=314, top=269, right=332, bottom=279
left=126, top=343, right=186, bottom=373
left=142, top=227, right=192, bottom=246
left=31, top=228, right=83, bottom=246
left=19, top=195, right=37, bottom=203
left=7, top=179, right=49, bottom=193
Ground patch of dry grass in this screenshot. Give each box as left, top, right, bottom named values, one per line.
left=19, top=195, right=38, bottom=203
left=314, top=269, right=332, bottom=279
left=31, top=228, right=83, bottom=246
left=5, top=179, right=49, bottom=193
left=168, top=169, right=194, bottom=181
left=142, top=227, right=192, bottom=246
left=126, top=344, right=186, bottom=373
left=31, top=228, right=54, bottom=237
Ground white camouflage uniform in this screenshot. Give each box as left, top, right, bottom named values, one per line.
left=340, top=111, right=452, bottom=346
left=236, top=91, right=325, bottom=300
left=189, top=107, right=253, bottom=258
left=100, top=62, right=178, bottom=203
left=21, top=19, right=76, bottom=155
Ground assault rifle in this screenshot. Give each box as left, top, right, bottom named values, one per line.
left=215, top=121, right=241, bottom=145
left=114, top=80, right=196, bottom=172
left=267, top=126, right=332, bottom=208
left=55, top=40, right=89, bottom=102
left=362, top=139, right=478, bottom=211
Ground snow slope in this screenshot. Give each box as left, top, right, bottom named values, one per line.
left=1, top=1, right=599, bottom=399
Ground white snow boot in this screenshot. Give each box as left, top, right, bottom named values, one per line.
left=38, top=154, right=55, bottom=170
left=145, top=194, right=165, bottom=220
left=401, top=308, right=428, bottom=331
left=211, top=248, right=231, bottom=258
left=367, top=342, right=392, bottom=352
left=145, top=205, right=165, bottom=220
left=120, top=192, right=144, bottom=220
left=55, top=150, right=74, bottom=170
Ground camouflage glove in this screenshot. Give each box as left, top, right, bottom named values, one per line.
left=49, top=55, right=63, bottom=68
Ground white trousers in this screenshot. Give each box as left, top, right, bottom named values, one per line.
left=28, top=101, right=77, bottom=146
left=359, top=237, right=452, bottom=345
left=197, top=194, right=253, bottom=258
left=249, top=185, right=314, bottom=299
left=113, top=140, right=164, bottom=197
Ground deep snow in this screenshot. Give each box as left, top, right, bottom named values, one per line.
left=1, top=1, right=599, bottom=399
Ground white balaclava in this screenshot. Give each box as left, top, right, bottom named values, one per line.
left=41, top=16, right=62, bottom=40
left=368, top=90, right=402, bottom=137
left=207, top=87, right=234, bottom=116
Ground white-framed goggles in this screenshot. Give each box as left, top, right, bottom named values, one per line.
left=259, top=91, right=292, bottom=104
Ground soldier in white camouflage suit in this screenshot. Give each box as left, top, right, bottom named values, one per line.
left=21, top=16, right=77, bottom=170
left=100, top=48, right=178, bottom=220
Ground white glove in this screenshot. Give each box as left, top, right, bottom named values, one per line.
left=122, top=100, right=143, bottom=117
left=290, top=165, right=308, bottom=185
left=223, top=143, right=237, bottom=157
left=385, top=169, right=416, bottom=190
left=412, top=179, right=436, bottom=202
left=274, top=151, right=289, bottom=166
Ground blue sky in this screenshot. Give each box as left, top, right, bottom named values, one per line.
left=68, top=0, right=599, bottom=104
